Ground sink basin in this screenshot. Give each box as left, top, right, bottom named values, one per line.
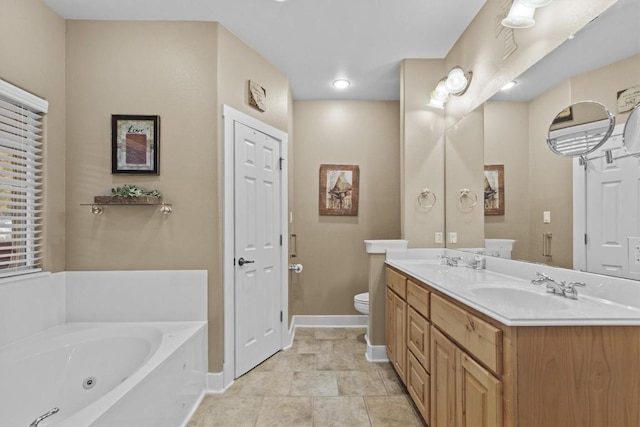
left=470, top=286, right=570, bottom=311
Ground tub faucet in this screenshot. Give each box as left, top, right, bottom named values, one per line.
left=531, top=272, right=586, bottom=300
left=29, top=407, right=59, bottom=427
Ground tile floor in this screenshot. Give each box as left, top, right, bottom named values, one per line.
left=188, top=327, right=425, bottom=427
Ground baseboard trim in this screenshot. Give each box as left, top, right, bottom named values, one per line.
left=292, top=315, right=368, bottom=327
left=205, top=371, right=226, bottom=394
left=365, top=335, right=389, bottom=362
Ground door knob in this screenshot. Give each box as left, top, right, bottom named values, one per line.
left=237, top=257, right=255, bottom=266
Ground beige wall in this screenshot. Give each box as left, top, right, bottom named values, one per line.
left=65, top=21, right=291, bottom=373
left=215, top=24, right=292, bottom=364
left=445, top=106, right=485, bottom=248
left=484, top=102, right=530, bottom=261
left=528, top=81, right=573, bottom=267
left=0, top=0, right=66, bottom=272
left=293, top=101, right=400, bottom=315
left=65, top=20, right=221, bottom=368
left=400, top=59, right=446, bottom=247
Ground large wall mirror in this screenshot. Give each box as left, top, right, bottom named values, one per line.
left=445, top=0, right=640, bottom=280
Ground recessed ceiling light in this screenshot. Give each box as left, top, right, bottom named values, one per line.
left=501, top=80, right=517, bottom=91
left=567, top=34, right=576, bottom=40
left=332, top=79, right=350, bottom=89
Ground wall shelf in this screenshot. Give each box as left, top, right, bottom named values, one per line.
left=81, top=203, right=173, bottom=215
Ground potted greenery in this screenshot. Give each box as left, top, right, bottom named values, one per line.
left=94, top=184, right=162, bottom=204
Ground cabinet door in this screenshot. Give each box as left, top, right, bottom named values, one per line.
left=407, top=350, right=430, bottom=424
left=393, top=292, right=407, bottom=383
left=407, top=306, right=430, bottom=369
left=431, top=327, right=456, bottom=427
left=456, top=350, right=502, bottom=427
left=385, top=288, right=394, bottom=364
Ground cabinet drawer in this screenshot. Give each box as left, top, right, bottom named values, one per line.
left=431, top=294, right=502, bottom=375
left=407, top=351, right=430, bottom=425
left=386, top=268, right=407, bottom=298
left=407, top=279, right=429, bottom=318
left=407, top=306, right=430, bottom=370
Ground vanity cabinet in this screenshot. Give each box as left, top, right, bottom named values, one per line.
left=385, top=268, right=407, bottom=383
left=431, top=326, right=502, bottom=427
left=384, top=265, right=640, bottom=427
left=386, top=270, right=432, bottom=423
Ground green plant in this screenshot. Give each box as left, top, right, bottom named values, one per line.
left=111, top=184, right=162, bottom=198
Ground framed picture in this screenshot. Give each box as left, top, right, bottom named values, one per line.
left=111, top=115, right=160, bottom=174
left=552, top=106, right=573, bottom=124
left=484, top=164, right=504, bottom=216
left=319, top=164, right=359, bottom=216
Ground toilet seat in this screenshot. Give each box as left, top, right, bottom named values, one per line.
left=354, top=292, right=369, bottom=314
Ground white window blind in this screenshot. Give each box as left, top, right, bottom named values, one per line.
left=0, top=79, right=48, bottom=277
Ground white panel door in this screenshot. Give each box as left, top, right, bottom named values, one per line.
left=586, top=133, right=640, bottom=279
left=234, top=121, right=282, bottom=377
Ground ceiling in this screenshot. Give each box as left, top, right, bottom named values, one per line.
left=38, top=0, right=640, bottom=102
left=492, top=0, right=640, bottom=102
left=40, top=0, right=486, bottom=101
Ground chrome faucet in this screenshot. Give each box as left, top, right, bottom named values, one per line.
left=30, top=407, right=59, bottom=427
left=467, top=255, right=486, bottom=270
left=439, top=255, right=462, bottom=267
left=531, top=272, right=586, bottom=300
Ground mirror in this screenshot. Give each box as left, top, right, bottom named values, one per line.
left=623, top=104, right=640, bottom=155
left=547, top=101, right=615, bottom=157
left=445, top=0, right=640, bottom=280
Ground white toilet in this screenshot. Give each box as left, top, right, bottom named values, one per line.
left=354, top=292, right=369, bottom=315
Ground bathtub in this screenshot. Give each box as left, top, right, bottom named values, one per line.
left=0, top=321, right=207, bottom=427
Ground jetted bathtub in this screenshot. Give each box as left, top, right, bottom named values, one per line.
left=0, top=322, right=207, bottom=426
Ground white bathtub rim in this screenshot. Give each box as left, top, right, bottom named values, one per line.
left=2, top=321, right=206, bottom=427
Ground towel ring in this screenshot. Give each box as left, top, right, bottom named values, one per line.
left=459, top=188, right=478, bottom=208
left=417, top=188, right=436, bottom=208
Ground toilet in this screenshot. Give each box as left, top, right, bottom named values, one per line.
left=354, top=292, right=369, bottom=315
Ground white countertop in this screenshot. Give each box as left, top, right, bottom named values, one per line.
left=386, top=257, right=640, bottom=327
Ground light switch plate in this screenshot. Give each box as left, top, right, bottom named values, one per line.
left=543, top=211, right=551, bottom=224
left=435, top=232, right=443, bottom=244
left=449, top=232, right=458, bottom=244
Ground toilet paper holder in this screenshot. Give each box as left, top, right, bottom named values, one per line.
left=289, top=263, right=303, bottom=273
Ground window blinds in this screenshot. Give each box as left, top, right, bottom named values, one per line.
left=0, top=79, right=48, bottom=277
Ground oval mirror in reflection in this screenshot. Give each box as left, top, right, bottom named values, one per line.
left=623, top=103, right=640, bottom=155
left=547, top=101, right=615, bottom=157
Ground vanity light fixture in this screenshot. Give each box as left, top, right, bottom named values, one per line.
left=502, top=0, right=553, bottom=29
left=427, top=66, right=473, bottom=109
left=332, top=79, right=351, bottom=89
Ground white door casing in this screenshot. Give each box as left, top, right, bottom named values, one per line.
left=234, top=121, right=282, bottom=377
left=223, top=106, right=288, bottom=387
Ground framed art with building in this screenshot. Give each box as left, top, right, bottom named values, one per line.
left=319, top=164, right=359, bottom=216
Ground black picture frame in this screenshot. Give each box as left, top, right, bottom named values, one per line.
left=111, top=115, right=160, bottom=174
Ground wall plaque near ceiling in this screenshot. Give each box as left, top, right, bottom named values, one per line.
left=617, top=84, right=640, bottom=114
left=319, top=164, right=359, bottom=216
left=248, top=80, right=267, bottom=112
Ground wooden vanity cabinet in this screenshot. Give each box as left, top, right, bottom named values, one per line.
left=385, top=269, right=407, bottom=383
left=386, top=269, right=431, bottom=423
left=385, top=265, right=640, bottom=427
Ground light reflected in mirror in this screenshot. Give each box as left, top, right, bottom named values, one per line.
left=547, top=101, right=615, bottom=157
left=623, top=104, right=640, bottom=155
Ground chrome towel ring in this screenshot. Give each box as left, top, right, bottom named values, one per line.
left=459, top=188, right=478, bottom=208
left=417, top=188, right=437, bottom=208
